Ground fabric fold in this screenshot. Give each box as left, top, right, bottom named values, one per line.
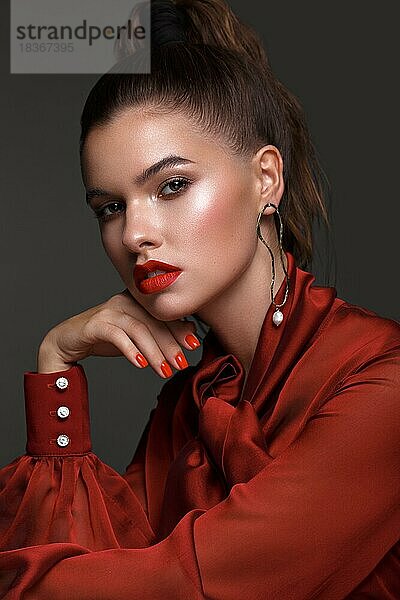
left=0, top=453, right=154, bottom=552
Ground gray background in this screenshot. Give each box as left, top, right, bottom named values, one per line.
left=1, top=1, right=398, bottom=472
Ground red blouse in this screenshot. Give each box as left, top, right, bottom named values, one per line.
left=0, top=251, right=399, bottom=599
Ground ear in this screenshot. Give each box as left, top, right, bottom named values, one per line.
left=251, top=145, right=284, bottom=216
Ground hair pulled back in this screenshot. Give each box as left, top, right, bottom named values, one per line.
left=80, top=0, right=330, bottom=269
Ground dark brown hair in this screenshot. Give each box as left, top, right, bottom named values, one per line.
left=80, top=0, right=332, bottom=270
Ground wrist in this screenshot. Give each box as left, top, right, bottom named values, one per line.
left=37, top=338, right=75, bottom=374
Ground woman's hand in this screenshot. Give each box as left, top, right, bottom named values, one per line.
left=37, top=288, right=201, bottom=378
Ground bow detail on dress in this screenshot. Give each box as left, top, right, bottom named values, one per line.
left=155, top=354, right=273, bottom=539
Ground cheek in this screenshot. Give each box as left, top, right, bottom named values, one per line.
left=177, top=181, right=255, bottom=275
left=99, top=224, right=125, bottom=267
left=184, top=181, right=243, bottom=239
left=196, top=181, right=253, bottom=245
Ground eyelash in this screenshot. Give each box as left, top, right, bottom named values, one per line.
left=92, top=177, right=191, bottom=223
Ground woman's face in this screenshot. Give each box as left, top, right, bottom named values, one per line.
left=82, top=108, right=277, bottom=322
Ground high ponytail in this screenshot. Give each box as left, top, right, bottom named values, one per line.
left=80, top=0, right=332, bottom=270
left=174, top=0, right=269, bottom=67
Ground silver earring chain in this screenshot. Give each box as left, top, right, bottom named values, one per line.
left=256, top=202, right=290, bottom=326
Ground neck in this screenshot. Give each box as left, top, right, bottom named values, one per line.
left=195, top=244, right=287, bottom=376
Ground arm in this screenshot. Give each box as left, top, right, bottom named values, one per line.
left=1, top=344, right=399, bottom=599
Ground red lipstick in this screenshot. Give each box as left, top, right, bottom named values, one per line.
left=134, top=260, right=183, bottom=295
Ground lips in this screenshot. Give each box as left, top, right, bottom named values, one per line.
left=134, top=260, right=182, bottom=293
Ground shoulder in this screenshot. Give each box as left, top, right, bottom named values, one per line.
left=334, top=299, right=399, bottom=337
left=306, top=301, right=400, bottom=433
left=323, top=304, right=400, bottom=427
left=320, top=298, right=400, bottom=358
left=297, top=297, right=400, bottom=405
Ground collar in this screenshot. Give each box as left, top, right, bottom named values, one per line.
left=191, top=250, right=339, bottom=412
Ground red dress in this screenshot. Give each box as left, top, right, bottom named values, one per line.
left=0, top=251, right=399, bottom=599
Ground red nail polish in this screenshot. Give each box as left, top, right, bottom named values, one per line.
left=175, top=351, right=188, bottom=369
left=185, top=334, right=201, bottom=349
left=135, top=353, right=148, bottom=368
left=161, top=360, right=173, bottom=378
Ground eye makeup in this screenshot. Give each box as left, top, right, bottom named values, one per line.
left=91, top=176, right=192, bottom=223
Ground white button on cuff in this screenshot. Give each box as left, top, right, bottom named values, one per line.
left=55, top=377, right=69, bottom=390
left=57, top=406, right=70, bottom=419
left=56, top=434, right=70, bottom=447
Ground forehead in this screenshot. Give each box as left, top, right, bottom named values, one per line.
left=82, top=108, right=229, bottom=168
left=80, top=108, right=251, bottom=196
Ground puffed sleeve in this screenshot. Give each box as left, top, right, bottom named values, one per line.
left=0, top=365, right=155, bottom=578
left=1, top=339, right=399, bottom=599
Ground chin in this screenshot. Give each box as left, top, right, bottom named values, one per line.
left=139, top=293, right=197, bottom=323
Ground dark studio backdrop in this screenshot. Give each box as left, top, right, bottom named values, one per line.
left=0, top=1, right=398, bottom=472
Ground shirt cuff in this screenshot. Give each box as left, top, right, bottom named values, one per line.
left=24, top=364, right=92, bottom=456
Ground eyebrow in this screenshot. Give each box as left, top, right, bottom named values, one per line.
left=85, top=154, right=195, bottom=205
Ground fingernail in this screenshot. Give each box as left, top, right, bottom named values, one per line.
left=185, top=334, right=201, bottom=349
left=160, top=360, right=173, bottom=378
left=174, top=351, right=189, bottom=370
left=135, top=353, right=148, bottom=368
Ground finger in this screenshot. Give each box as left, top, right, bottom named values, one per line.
left=117, top=315, right=189, bottom=377
left=164, top=319, right=202, bottom=351
left=92, top=321, right=150, bottom=371
left=110, top=290, right=202, bottom=351
left=98, top=299, right=170, bottom=375
left=116, top=314, right=179, bottom=378
left=138, top=318, right=193, bottom=373
left=105, top=295, right=201, bottom=373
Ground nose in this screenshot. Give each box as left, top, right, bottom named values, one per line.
left=121, top=203, right=163, bottom=253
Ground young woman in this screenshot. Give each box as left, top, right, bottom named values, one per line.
left=1, top=0, right=399, bottom=598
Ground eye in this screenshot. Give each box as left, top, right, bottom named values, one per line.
left=92, top=177, right=191, bottom=223
left=158, top=177, right=191, bottom=197
left=92, top=201, right=125, bottom=223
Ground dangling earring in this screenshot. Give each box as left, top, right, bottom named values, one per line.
left=256, top=202, right=290, bottom=326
